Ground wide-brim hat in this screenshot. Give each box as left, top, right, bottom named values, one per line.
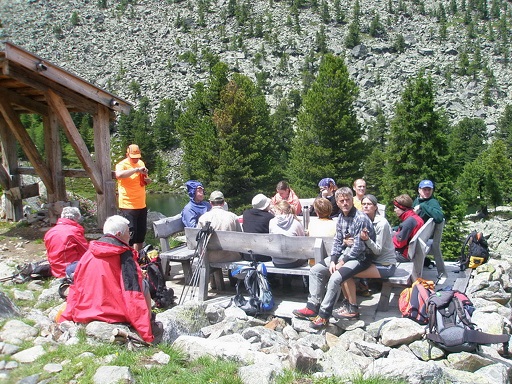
left=252, top=194, right=271, bottom=210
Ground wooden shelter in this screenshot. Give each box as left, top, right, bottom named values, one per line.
left=0, top=42, right=131, bottom=226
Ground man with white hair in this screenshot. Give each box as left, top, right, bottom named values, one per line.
left=44, top=206, right=88, bottom=278
left=58, top=215, right=156, bottom=344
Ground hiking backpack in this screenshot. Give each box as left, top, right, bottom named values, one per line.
left=230, top=261, right=274, bottom=316
left=1, top=260, right=52, bottom=284
left=138, top=245, right=175, bottom=308
left=426, top=290, right=510, bottom=355
left=459, top=231, right=489, bottom=271
left=398, top=278, right=435, bottom=325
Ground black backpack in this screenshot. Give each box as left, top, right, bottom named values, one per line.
left=459, top=231, right=489, bottom=271
left=426, top=290, right=509, bottom=355
left=230, top=261, right=274, bottom=316
left=1, top=260, right=52, bottom=284
left=138, top=245, right=175, bottom=309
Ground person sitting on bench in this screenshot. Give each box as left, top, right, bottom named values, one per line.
left=392, top=194, right=424, bottom=262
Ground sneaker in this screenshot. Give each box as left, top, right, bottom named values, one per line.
left=333, top=303, right=360, bottom=320
left=310, top=315, right=328, bottom=329
left=292, top=307, right=318, bottom=320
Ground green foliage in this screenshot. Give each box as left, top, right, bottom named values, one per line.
left=70, top=11, right=80, bottom=26
left=177, top=62, right=280, bottom=209
left=287, top=53, right=364, bottom=197
left=320, top=0, right=330, bottom=23
left=315, top=25, right=328, bottom=53
left=345, top=20, right=361, bottom=48
left=448, top=117, right=488, bottom=172
left=153, top=98, right=181, bottom=150
left=456, top=139, right=512, bottom=213
left=333, top=0, right=344, bottom=23
left=97, top=0, right=107, bottom=8
left=496, top=104, right=512, bottom=158
left=369, top=13, right=385, bottom=38
left=393, top=34, right=405, bottom=53
left=362, top=106, right=388, bottom=197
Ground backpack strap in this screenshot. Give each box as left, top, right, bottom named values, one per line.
left=464, top=329, right=510, bottom=345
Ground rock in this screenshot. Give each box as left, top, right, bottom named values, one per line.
left=11, top=345, right=46, bottom=363
left=0, top=291, right=20, bottom=319
left=92, top=366, right=134, bottom=384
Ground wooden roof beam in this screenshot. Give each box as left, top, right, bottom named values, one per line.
left=0, top=96, right=54, bottom=194
left=4, top=42, right=131, bottom=115
left=45, top=89, right=104, bottom=195
left=0, top=86, right=48, bottom=116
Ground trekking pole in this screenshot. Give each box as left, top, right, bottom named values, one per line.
left=185, top=225, right=214, bottom=302
left=178, top=223, right=214, bottom=305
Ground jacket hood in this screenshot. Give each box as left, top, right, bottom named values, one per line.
left=186, top=180, right=204, bottom=201
left=89, top=236, right=133, bottom=259
left=275, top=214, right=295, bottom=231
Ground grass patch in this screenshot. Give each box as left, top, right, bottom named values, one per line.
left=275, top=371, right=407, bottom=383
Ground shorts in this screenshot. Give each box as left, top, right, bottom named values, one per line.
left=375, top=263, right=397, bottom=278
left=120, top=207, right=147, bottom=245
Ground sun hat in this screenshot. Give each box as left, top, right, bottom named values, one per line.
left=209, top=190, right=224, bottom=202
left=252, top=194, right=271, bottom=210
left=318, top=178, right=335, bottom=188
left=419, top=180, right=434, bottom=189
left=127, top=144, right=141, bottom=159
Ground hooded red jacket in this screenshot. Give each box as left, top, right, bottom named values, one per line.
left=44, top=218, right=88, bottom=278
left=59, top=235, right=153, bottom=343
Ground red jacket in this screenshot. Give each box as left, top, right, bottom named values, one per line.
left=393, top=210, right=424, bottom=258
left=59, top=235, right=154, bottom=343
left=44, top=218, right=89, bottom=277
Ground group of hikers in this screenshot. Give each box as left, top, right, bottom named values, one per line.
left=43, top=143, right=444, bottom=342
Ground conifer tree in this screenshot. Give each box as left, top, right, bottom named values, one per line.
left=153, top=98, right=181, bottom=151
left=287, top=53, right=364, bottom=197
left=448, top=117, right=488, bottom=172
left=382, top=71, right=452, bottom=203
left=497, top=104, right=512, bottom=158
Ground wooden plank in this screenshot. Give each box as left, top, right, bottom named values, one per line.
left=0, top=163, right=10, bottom=190
left=44, top=111, right=67, bottom=203
left=0, top=86, right=48, bottom=115
left=4, top=42, right=131, bottom=115
left=20, top=183, right=39, bottom=198
left=45, top=89, right=104, bottom=195
left=0, top=97, right=54, bottom=194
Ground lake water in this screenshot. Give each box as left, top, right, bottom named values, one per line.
left=146, top=193, right=188, bottom=217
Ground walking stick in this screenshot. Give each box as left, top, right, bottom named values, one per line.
left=178, top=222, right=214, bottom=305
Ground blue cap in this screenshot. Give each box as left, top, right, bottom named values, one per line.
left=318, top=178, right=335, bottom=188
left=419, top=180, right=434, bottom=189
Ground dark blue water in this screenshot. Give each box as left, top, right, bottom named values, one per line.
left=146, top=194, right=188, bottom=217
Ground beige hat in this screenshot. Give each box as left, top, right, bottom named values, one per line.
left=209, top=190, right=224, bottom=202
left=127, top=144, right=141, bottom=158
left=252, top=194, right=270, bottom=210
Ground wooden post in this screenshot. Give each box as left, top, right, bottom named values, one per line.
left=93, top=105, right=116, bottom=228
left=0, top=116, right=22, bottom=220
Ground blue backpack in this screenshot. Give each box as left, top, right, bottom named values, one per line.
left=231, top=262, right=274, bottom=315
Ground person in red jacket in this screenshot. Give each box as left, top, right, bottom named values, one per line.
left=59, top=215, right=155, bottom=344
left=44, top=207, right=88, bottom=278
left=392, top=194, right=424, bottom=262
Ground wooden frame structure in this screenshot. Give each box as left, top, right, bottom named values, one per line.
left=0, top=42, right=131, bottom=226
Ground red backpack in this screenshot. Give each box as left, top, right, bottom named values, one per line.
left=398, top=278, right=435, bottom=324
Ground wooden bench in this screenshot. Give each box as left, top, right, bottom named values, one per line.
left=152, top=214, right=194, bottom=281
left=184, top=228, right=331, bottom=301
left=377, top=218, right=436, bottom=311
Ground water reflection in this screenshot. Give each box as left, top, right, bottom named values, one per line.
left=146, top=193, right=188, bottom=217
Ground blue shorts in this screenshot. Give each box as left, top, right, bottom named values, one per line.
left=375, top=263, right=397, bottom=278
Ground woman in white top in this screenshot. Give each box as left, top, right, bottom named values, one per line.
left=308, top=197, right=336, bottom=238
left=334, top=194, right=396, bottom=319
left=269, top=200, right=306, bottom=268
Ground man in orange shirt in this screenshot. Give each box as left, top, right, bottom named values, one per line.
left=115, top=144, right=151, bottom=251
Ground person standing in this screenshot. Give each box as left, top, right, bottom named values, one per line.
left=352, top=178, right=366, bottom=210
left=115, top=144, right=151, bottom=251
left=413, top=179, right=444, bottom=224
left=393, top=194, right=424, bottom=262
left=181, top=180, right=211, bottom=228
left=292, top=187, right=375, bottom=328
left=44, top=206, right=88, bottom=278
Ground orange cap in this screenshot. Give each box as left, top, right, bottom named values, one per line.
left=127, top=144, right=141, bottom=158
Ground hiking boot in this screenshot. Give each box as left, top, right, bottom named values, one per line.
left=292, top=307, right=317, bottom=320
left=356, top=280, right=371, bottom=297
left=310, top=315, right=328, bottom=329
left=151, top=321, right=164, bottom=345
left=333, top=303, right=360, bottom=320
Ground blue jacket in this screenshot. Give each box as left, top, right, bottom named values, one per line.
left=181, top=180, right=211, bottom=228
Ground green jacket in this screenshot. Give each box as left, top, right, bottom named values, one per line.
left=412, top=195, right=444, bottom=224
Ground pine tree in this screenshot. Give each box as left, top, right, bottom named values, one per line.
left=496, top=104, right=512, bottom=158
left=287, top=53, right=364, bottom=197
left=362, top=106, right=388, bottom=198
left=448, top=117, right=488, bottom=172
left=153, top=98, right=181, bottom=150
left=382, top=71, right=452, bottom=208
